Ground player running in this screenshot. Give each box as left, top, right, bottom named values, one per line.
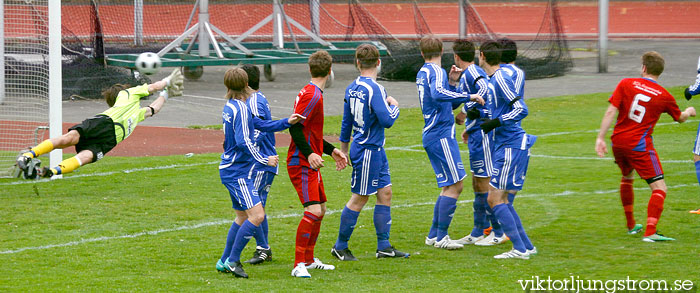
left=331, top=43, right=408, bottom=261
left=216, top=67, right=304, bottom=278
left=684, top=56, right=700, bottom=214
left=450, top=39, right=506, bottom=246
left=288, top=50, right=349, bottom=278
left=16, top=69, right=184, bottom=179
left=595, top=51, right=696, bottom=242
left=479, top=40, right=537, bottom=259
left=417, top=35, right=484, bottom=250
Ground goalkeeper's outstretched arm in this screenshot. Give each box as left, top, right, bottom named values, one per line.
left=144, top=69, right=184, bottom=118
left=144, top=90, right=167, bottom=118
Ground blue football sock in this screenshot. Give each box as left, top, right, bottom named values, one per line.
left=437, top=196, right=457, bottom=241
left=255, top=215, right=269, bottom=248
left=221, top=221, right=241, bottom=263
left=471, top=192, right=488, bottom=237
left=695, top=161, right=700, bottom=187
left=334, top=206, right=360, bottom=250
left=227, top=220, right=258, bottom=263
left=485, top=203, right=504, bottom=237
left=428, top=196, right=442, bottom=239
left=508, top=203, right=533, bottom=250
left=508, top=192, right=516, bottom=205
left=374, top=204, right=392, bottom=250
left=493, top=204, right=526, bottom=253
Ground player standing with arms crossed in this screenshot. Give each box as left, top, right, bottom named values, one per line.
left=596, top=52, right=695, bottom=241
left=16, top=69, right=184, bottom=178
left=216, top=67, right=303, bottom=278
left=417, top=35, right=484, bottom=250
left=450, top=39, right=506, bottom=246
left=479, top=40, right=537, bottom=259
left=683, top=56, right=700, bottom=214
left=331, top=44, right=408, bottom=261
left=288, top=50, right=349, bottom=278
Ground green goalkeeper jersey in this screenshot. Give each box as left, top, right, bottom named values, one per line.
left=101, top=84, right=150, bottom=144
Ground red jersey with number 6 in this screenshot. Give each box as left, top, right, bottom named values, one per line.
left=609, top=78, right=681, bottom=151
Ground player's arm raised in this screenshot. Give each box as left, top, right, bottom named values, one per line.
left=595, top=104, right=618, bottom=157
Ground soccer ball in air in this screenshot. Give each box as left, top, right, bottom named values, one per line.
left=135, top=52, right=162, bottom=75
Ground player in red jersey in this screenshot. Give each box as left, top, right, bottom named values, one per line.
left=288, top=50, right=349, bottom=278
left=595, top=51, right=696, bottom=242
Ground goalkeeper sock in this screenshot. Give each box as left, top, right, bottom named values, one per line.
left=51, top=156, right=82, bottom=175
left=436, top=196, right=457, bottom=242
left=485, top=203, right=504, bottom=237
left=373, top=204, right=391, bottom=251
left=493, top=203, right=526, bottom=253
left=24, top=140, right=54, bottom=158
left=304, top=213, right=323, bottom=264
left=428, top=196, right=441, bottom=239
left=334, top=206, right=360, bottom=251
left=228, top=220, right=257, bottom=263
left=645, top=189, right=666, bottom=237
left=221, top=221, right=241, bottom=263
left=471, top=192, right=488, bottom=237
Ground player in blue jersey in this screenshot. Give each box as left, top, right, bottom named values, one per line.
left=450, top=39, right=507, bottom=247
left=416, top=35, right=484, bottom=250
left=478, top=40, right=536, bottom=259
left=240, top=64, right=284, bottom=264
left=216, top=67, right=304, bottom=278
left=685, top=56, right=700, bottom=214
left=331, top=44, right=408, bottom=261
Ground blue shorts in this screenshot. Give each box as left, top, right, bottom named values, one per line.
left=350, top=145, right=391, bottom=195
left=693, top=121, right=700, bottom=156
left=490, top=146, right=530, bottom=191
left=424, top=137, right=467, bottom=188
left=221, top=176, right=261, bottom=211
left=467, top=130, right=492, bottom=178
left=252, top=170, right=275, bottom=207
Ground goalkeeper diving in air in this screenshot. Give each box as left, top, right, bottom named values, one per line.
left=15, top=68, right=185, bottom=179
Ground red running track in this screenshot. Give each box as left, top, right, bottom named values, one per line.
left=4, top=2, right=700, bottom=39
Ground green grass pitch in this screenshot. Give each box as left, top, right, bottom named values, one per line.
left=1, top=87, right=699, bottom=291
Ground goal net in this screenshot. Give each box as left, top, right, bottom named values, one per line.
left=1, top=1, right=52, bottom=178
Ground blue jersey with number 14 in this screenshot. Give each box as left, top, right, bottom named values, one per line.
left=340, top=76, right=399, bottom=148
left=416, top=62, right=471, bottom=144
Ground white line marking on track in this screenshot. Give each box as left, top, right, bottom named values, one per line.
left=2, top=183, right=694, bottom=255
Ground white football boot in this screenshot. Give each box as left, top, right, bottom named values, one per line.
left=494, top=249, right=530, bottom=260
left=291, top=262, right=311, bottom=278
left=305, top=258, right=335, bottom=270
left=475, top=232, right=508, bottom=246
left=455, top=234, right=485, bottom=245
left=425, top=236, right=437, bottom=246
left=433, top=235, right=464, bottom=250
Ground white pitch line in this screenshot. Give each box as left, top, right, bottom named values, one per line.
left=2, top=183, right=694, bottom=255
left=384, top=144, right=692, bottom=164
left=536, top=119, right=698, bottom=138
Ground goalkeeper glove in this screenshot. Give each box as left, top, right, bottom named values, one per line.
left=163, top=68, right=184, bottom=89
left=685, top=87, right=693, bottom=101
left=466, top=107, right=480, bottom=120
left=480, top=118, right=501, bottom=133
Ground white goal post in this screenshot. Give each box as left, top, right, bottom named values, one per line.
left=0, top=0, right=62, bottom=178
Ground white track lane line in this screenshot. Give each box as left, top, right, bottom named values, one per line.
left=1, top=183, right=694, bottom=255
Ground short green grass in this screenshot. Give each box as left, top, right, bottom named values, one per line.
left=1, top=87, right=699, bottom=291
